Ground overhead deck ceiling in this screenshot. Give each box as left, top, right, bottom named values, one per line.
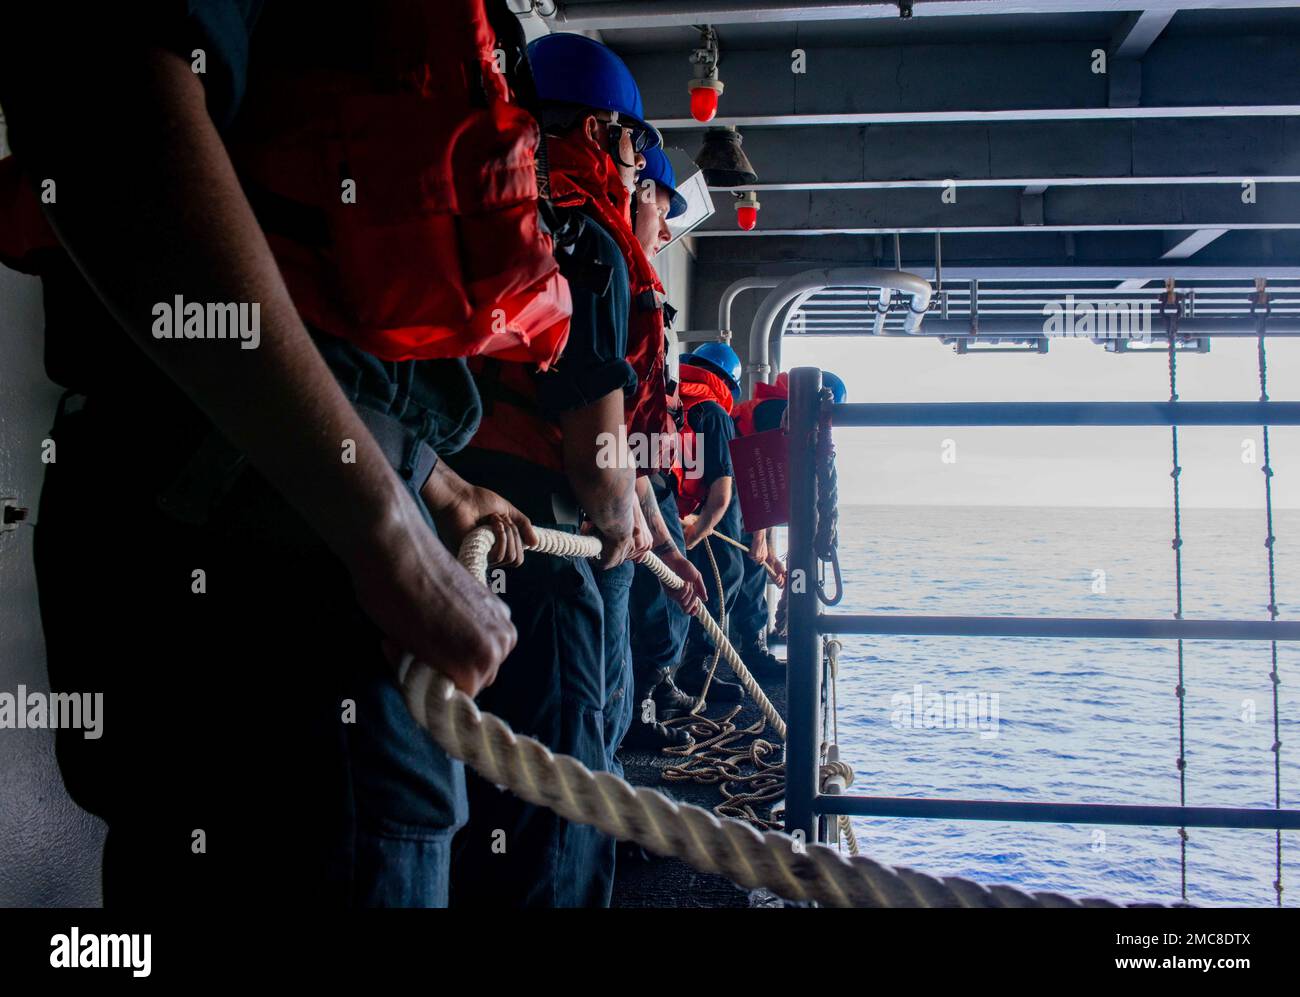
left=539, top=1, right=1300, bottom=334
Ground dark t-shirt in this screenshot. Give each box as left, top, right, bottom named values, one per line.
left=687, top=400, right=743, bottom=539
left=533, top=214, right=637, bottom=418
left=751, top=397, right=788, bottom=434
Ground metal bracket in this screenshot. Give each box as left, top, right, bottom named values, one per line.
left=1, top=496, right=29, bottom=533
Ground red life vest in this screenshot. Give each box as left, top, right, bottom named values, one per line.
left=546, top=132, right=672, bottom=475
left=732, top=371, right=790, bottom=438
left=0, top=1, right=572, bottom=368
left=672, top=363, right=736, bottom=516
left=462, top=132, right=631, bottom=475
left=464, top=355, right=564, bottom=473
left=227, top=0, right=572, bottom=366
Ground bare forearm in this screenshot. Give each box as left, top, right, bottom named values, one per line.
left=3, top=48, right=411, bottom=565
left=694, top=477, right=733, bottom=538
left=560, top=392, right=635, bottom=538
left=636, top=475, right=673, bottom=549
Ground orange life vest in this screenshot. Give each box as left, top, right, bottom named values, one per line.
left=464, top=355, right=564, bottom=473
left=0, top=0, right=576, bottom=369
left=225, top=0, right=571, bottom=366
left=673, top=363, right=735, bottom=516
left=462, top=135, right=629, bottom=475
left=546, top=132, right=672, bottom=474
left=732, top=372, right=790, bottom=438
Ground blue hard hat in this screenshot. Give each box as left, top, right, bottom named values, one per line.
left=638, top=147, right=688, bottom=219
left=527, top=33, right=662, bottom=150
left=820, top=370, right=848, bottom=404
left=683, top=342, right=742, bottom=393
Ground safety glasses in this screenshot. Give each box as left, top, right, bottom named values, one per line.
left=606, top=120, right=652, bottom=154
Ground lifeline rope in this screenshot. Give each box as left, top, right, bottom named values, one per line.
left=824, top=638, right=861, bottom=856
left=691, top=536, right=727, bottom=711
left=1165, top=298, right=1190, bottom=902
left=705, top=527, right=782, bottom=584
left=1255, top=285, right=1284, bottom=907
left=396, top=524, right=1171, bottom=907
left=814, top=389, right=844, bottom=606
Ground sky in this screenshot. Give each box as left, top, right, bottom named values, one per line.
left=781, top=334, right=1300, bottom=509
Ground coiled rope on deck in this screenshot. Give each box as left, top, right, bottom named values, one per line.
left=396, top=524, right=1167, bottom=908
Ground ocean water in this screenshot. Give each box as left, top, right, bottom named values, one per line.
left=816, top=504, right=1300, bottom=907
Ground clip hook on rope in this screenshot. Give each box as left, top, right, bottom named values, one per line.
left=817, top=550, right=843, bottom=606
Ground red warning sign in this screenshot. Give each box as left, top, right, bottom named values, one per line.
left=729, top=428, right=789, bottom=531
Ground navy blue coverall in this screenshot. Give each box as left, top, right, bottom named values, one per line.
left=682, top=401, right=745, bottom=663
left=627, top=474, right=692, bottom=711
left=447, top=211, right=636, bottom=908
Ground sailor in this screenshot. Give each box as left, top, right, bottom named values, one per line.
left=729, top=370, right=846, bottom=673
left=445, top=31, right=655, bottom=908
left=729, top=371, right=792, bottom=677
left=622, top=147, right=708, bottom=750
left=0, top=1, right=555, bottom=907
left=672, top=342, right=749, bottom=704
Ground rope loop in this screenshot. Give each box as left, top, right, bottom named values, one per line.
left=814, top=387, right=843, bottom=606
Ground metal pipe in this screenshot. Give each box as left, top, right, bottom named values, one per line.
left=785, top=367, right=823, bottom=846
left=820, top=614, right=1300, bottom=641
left=816, top=795, right=1300, bottom=831
left=731, top=266, right=1300, bottom=281
left=829, top=401, right=1300, bottom=427
left=890, top=317, right=1300, bottom=338
left=936, top=232, right=948, bottom=320
left=746, top=268, right=932, bottom=395
left=871, top=288, right=893, bottom=337
left=717, top=276, right=779, bottom=342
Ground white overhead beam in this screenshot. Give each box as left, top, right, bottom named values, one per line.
left=726, top=177, right=1300, bottom=192
left=657, top=105, right=1300, bottom=129
left=696, top=223, right=1300, bottom=237
left=1161, top=227, right=1230, bottom=258
left=1112, top=10, right=1178, bottom=59
left=551, top=1, right=1293, bottom=30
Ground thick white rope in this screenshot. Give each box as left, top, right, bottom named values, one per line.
left=462, top=526, right=785, bottom=737
left=398, top=525, right=1153, bottom=907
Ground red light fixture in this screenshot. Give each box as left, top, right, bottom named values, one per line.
left=689, top=84, right=721, bottom=123
left=735, top=191, right=760, bottom=231
left=688, top=26, right=724, bottom=124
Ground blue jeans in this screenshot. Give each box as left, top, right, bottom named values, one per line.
left=630, top=484, right=692, bottom=685
left=596, top=560, right=635, bottom=777
left=445, top=451, right=613, bottom=907
left=36, top=341, right=473, bottom=908
left=730, top=530, right=770, bottom=643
